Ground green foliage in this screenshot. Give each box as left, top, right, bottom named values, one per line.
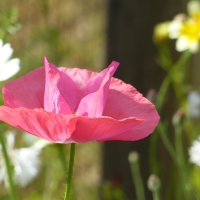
left=0, top=8, right=21, bottom=40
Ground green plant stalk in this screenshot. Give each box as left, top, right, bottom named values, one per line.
left=0, top=133, right=17, bottom=200
left=64, top=143, right=76, bottom=200
left=156, top=50, right=191, bottom=111
left=174, top=124, right=195, bottom=199
left=156, top=41, right=173, bottom=71
left=152, top=190, right=160, bottom=200
left=157, top=122, right=177, bottom=165
left=149, top=130, right=160, bottom=173
left=130, top=160, right=146, bottom=200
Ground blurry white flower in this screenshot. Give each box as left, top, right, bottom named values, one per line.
left=168, top=0, right=200, bottom=53
left=0, top=132, right=50, bottom=187
left=188, top=91, right=200, bottom=118
left=189, top=136, right=200, bottom=166
left=0, top=39, right=20, bottom=81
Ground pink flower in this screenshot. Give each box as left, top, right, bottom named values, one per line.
left=0, top=57, right=159, bottom=143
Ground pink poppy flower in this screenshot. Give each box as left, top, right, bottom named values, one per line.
left=0, top=57, right=159, bottom=143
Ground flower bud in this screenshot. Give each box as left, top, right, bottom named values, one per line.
left=128, top=151, right=139, bottom=163
left=153, top=21, right=170, bottom=43
left=147, top=174, right=161, bottom=192
left=172, top=109, right=184, bottom=126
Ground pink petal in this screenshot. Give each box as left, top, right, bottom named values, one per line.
left=55, top=68, right=80, bottom=112
left=82, top=61, right=119, bottom=96
left=58, top=67, right=97, bottom=93
left=0, top=106, right=73, bottom=142
left=3, top=68, right=45, bottom=109
left=76, top=61, right=119, bottom=117
left=103, top=78, right=160, bottom=140
left=44, top=58, right=72, bottom=114
left=69, top=116, right=142, bottom=143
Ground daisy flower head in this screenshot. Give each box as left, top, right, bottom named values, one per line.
left=189, top=136, right=200, bottom=166
left=168, top=0, right=200, bottom=53
left=0, top=132, right=49, bottom=187
left=0, top=39, right=20, bottom=81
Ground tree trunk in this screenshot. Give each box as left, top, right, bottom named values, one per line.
left=102, top=0, right=187, bottom=199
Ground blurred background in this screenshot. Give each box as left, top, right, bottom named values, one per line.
left=1, top=0, right=200, bottom=200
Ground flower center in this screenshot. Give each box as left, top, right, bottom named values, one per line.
left=181, top=14, right=200, bottom=41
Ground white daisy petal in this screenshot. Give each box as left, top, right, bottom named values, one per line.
left=176, top=36, right=190, bottom=52
left=187, top=0, right=200, bottom=16
left=32, top=139, right=51, bottom=150
left=14, top=148, right=40, bottom=187
left=0, top=40, right=3, bottom=49
left=189, top=41, right=199, bottom=53
left=0, top=40, right=20, bottom=81
left=0, top=58, right=20, bottom=81
left=0, top=132, right=50, bottom=187
left=0, top=43, right=13, bottom=65
left=189, top=136, right=200, bottom=166
left=168, top=21, right=182, bottom=39
left=6, top=132, right=15, bottom=149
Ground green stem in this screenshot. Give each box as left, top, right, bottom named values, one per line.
left=156, top=50, right=191, bottom=111
left=0, top=133, right=17, bottom=200
left=130, top=159, right=146, bottom=200
left=152, top=191, right=160, bottom=200
left=157, top=122, right=177, bottom=165
left=64, top=143, right=76, bottom=200
left=149, top=131, right=160, bottom=172
left=174, top=124, right=194, bottom=199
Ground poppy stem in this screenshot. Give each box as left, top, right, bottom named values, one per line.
left=64, top=143, right=76, bottom=200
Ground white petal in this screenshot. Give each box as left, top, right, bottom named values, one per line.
left=0, top=40, right=3, bottom=49
left=176, top=36, right=190, bottom=51
left=0, top=43, right=13, bottom=65
left=189, top=41, right=199, bottom=53
left=6, top=132, right=15, bottom=150
left=0, top=58, right=20, bottom=81
left=168, top=21, right=182, bottom=39
left=32, top=139, right=51, bottom=150
left=23, top=134, right=40, bottom=145
left=187, top=0, right=200, bottom=16
left=0, top=164, right=7, bottom=185
left=14, top=147, right=40, bottom=187
left=189, top=136, right=200, bottom=166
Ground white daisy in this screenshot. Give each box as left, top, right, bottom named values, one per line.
left=168, top=1, right=200, bottom=53
left=0, top=39, right=20, bottom=81
left=189, top=136, right=200, bottom=166
left=0, top=132, right=50, bottom=187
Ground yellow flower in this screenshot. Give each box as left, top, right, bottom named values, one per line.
left=169, top=0, right=200, bottom=53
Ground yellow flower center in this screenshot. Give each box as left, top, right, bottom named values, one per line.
left=180, top=13, right=200, bottom=41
